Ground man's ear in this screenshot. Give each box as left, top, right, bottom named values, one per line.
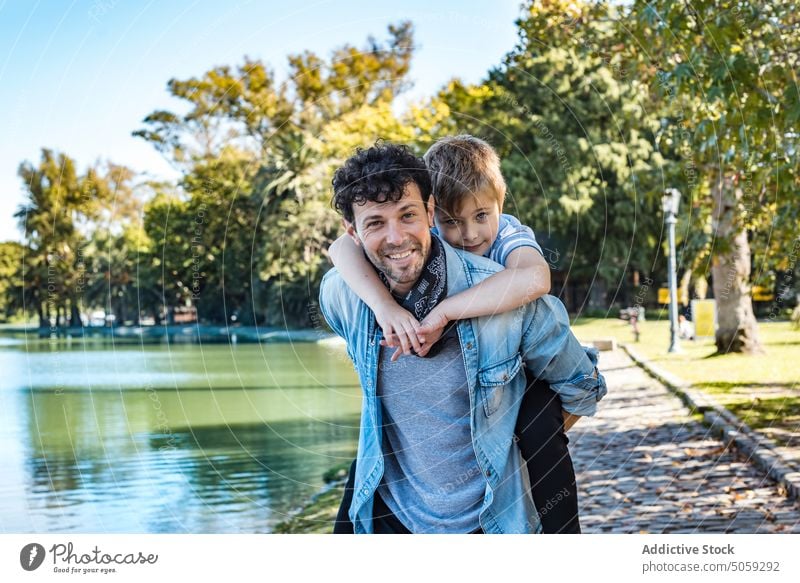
left=425, top=196, right=435, bottom=227
left=344, top=219, right=361, bottom=247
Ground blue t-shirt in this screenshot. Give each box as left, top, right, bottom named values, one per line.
left=432, top=213, right=542, bottom=265
left=376, top=334, right=484, bottom=533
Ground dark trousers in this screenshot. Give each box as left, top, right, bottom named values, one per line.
left=516, top=370, right=581, bottom=533
left=333, top=462, right=483, bottom=534
left=333, top=369, right=580, bottom=534
left=332, top=460, right=362, bottom=534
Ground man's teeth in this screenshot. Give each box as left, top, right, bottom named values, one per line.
left=388, top=250, right=412, bottom=260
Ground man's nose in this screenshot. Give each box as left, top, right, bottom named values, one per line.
left=385, top=221, right=405, bottom=246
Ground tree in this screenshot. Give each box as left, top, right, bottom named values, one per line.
left=628, top=0, right=800, bottom=353
left=135, top=23, right=418, bottom=325
left=433, top=0, right=664, bottom=312
left=16, top=150, right=86, bottom=327
left=15, top=150, right=137, bottom=328
left=0, top=242, right=25, bottom=322
left=82, top=223, right=153, bottom=326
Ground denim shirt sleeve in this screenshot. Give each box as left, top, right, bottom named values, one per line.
left=318, top=269, right=347, bottom=340
left=520, top=295, right=608, bottom=416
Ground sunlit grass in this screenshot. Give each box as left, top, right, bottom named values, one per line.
left=571, top=316, right=800, bottom=443
left=571, top=317, right=798, bottom=387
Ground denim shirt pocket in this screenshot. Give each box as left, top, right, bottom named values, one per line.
left=477, top=353, right=522, bottom=416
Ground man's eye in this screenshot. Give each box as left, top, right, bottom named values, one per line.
left=402, top=212, right=416, bottom=219
left=366, top=221, right=382, bottom=229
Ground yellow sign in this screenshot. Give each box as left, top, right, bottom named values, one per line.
left=752, top=285, right=774, bottom=302
left=658, top=287, right=689, bottom=305
left=692, top=299, right=716, bottom=337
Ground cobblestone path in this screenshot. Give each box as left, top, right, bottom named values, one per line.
left=571, top=350, right=800, bottom=533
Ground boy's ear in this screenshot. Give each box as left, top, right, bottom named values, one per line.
left=343, top=219, right=361, bottom=247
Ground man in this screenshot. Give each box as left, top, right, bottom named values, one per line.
left=319, top=142, right=607, bottom=534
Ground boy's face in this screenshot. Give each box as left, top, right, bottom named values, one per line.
left=434, top=187, right=501, bottom=257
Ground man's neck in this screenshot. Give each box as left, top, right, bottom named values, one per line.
left=388, top=282, right=413, bottom=299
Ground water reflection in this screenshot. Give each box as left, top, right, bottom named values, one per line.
left=0, top=341, right=361, bottom=533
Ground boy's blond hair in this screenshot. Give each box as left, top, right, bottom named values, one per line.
left=423, top=135, right=507, bottom=215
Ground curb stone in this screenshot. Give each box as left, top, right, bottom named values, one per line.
left=622, top=344, right=800, bottom=502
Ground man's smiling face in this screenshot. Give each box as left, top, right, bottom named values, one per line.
left=345, top=181, right=435, bottom=297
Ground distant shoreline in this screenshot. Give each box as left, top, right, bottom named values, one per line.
left=0, top=324, right=339, bottom=344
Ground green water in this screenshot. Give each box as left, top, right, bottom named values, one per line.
left=0, top=337, right=361, bottom=533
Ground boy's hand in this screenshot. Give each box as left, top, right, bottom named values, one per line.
left=375, top=301, right=423, bottom=361
left=416, top=308, right=449, bottom=357
left=562, top=410, right=581, bottom=432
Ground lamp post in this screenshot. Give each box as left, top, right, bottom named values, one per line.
left=662, top=188, right=681, bottom=353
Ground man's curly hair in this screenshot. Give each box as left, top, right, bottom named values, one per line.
left=332, top=141, right=432, bottom=225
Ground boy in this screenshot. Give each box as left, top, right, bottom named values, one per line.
left=329, top=135, right=591, bottom=533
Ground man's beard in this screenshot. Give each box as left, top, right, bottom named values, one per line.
left=366, top=239, right=429, bottom=293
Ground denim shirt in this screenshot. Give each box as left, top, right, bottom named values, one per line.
left=319, top=236, right=607, bottom=534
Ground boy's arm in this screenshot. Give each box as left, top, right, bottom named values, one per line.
left=416, top=247, right=550, bottom=352
left=563, top=411, right=581, bottom=431
left=328, top=234, right=423, bottom=357
left=520, top=295, right=607, bottom=417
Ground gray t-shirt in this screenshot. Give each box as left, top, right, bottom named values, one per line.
left=376, top=334, right=485, bottom=533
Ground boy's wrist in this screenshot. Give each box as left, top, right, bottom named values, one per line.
left=432, top=299, right=452, bottom=323
left=373, top=295, right=399, bottom=317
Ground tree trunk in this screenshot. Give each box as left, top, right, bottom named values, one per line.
left=679, top=269, right=692, bottom=306
left=710, top=176, right=764, bottom=354
left=119, top=292, right=128, bottom=326
left=70, top=298, right=82, bottom=327
left=587, top=279, right=607, bottom=311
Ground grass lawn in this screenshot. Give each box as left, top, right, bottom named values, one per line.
left=571, top=316, right=800, bottom=446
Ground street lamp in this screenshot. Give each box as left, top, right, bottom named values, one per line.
left=662, top=188, right=681, bottom=353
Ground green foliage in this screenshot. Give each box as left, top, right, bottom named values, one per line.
left=628, top=0, right=800, bottom=274
left=14, top=149, right=132, bottom=327
left=6, top=7, right=798, bottom=331
left=135, top=23, right=418, bottom=325
left=432, top=0, right=664, bottom=301
left=0, top=242, right=25, bottom=321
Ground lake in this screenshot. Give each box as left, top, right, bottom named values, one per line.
left=0, top=336, right=361, bottom=533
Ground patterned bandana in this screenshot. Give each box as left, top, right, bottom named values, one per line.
left=377, top=236, right=458, bottom=357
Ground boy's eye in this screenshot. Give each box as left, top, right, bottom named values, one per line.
left=443, top=218, right=458, bottom=226
left=476, top=212, right=488, bottom=221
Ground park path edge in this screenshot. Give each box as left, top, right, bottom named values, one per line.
left=622, top=344, right=800, bottom=502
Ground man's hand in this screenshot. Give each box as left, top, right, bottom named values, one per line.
left=562, top=410, right=581, bottom=432
left=375, top=301, right=423, bottom=361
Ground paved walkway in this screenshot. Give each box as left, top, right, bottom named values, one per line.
left=571, top=350, right=800, bottom=533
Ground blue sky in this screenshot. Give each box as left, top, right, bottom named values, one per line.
left=0, top=0, right=524, bottom=242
